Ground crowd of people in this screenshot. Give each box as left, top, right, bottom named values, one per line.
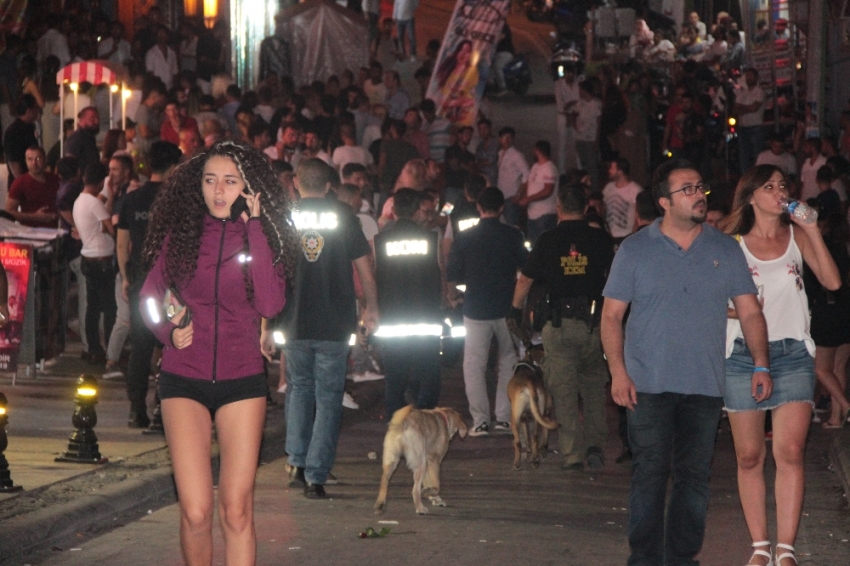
left=1, top=5, right=849, bottom=566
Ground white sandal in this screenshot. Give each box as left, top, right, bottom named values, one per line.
left=775, top=543, right=797, bottom=565
left=746, top=541, right=773, bottom=566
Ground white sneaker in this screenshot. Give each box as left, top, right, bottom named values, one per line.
left=351, top=371, right=385, bottom=383
left=469, top=422, right=489, bottom=437
left=102, top=370, right=124, bottom=380
left=342, top=392, right=359, bottom=409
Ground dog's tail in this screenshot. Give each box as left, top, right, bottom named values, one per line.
left=526, top=386, right=558, bottom=430
left=389, top=404, right=415, bottom=427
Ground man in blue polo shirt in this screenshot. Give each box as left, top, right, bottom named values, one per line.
left=601, top=159, right=771, bottom=566
left=446, top=187, right=527, bottom=436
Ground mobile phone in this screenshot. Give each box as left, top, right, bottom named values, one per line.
left=230, top=195, right=249, bottom=221
left=440, top=202, right=454, bottom=216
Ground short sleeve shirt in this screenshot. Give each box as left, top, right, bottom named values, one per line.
left=281, top=198, right=371, bottom=341
left=526, top=160, right=558, bottom=220
left=602, top=220, right=756, bottom=396
left=117, top=181, right=161, bottom=281
left=8, top=172, right=61, bottom=228
left=524, top=220, right=614, bottom=302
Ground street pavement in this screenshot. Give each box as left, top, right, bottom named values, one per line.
left=1, top=3, right=849, bottom=564
left=0, top=336, right=848, bottom=566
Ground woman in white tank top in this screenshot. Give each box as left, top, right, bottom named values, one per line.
left=723, top=165, right=841, bottom=566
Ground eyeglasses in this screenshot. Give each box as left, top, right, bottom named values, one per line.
left=669, top=183, right=710, bottom=196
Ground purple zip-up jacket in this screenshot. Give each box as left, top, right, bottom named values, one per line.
left=141, top=215, right=286, bottom=382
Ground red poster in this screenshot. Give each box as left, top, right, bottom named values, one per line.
left=0, top=243, right=32, bottom=372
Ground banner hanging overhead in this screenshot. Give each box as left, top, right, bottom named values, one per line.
left=425, top=0, right=511, bottom=126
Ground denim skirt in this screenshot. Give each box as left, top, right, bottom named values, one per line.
left=724, top=338, right=815, bottom=412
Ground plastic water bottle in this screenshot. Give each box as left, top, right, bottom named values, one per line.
left=779, top=197, right=818, bottom=224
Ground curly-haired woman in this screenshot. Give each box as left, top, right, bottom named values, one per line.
left=722, top=164, right=841, bottom=566
left=140, top=139, right=299, bottom=565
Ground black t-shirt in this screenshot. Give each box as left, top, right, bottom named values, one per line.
left=3, top=119, right=37, bottom=184
left=117, top=181, right=162, bottom=285
left=444, top=144, right=474, bottom=189
left=56, top=178, right=84, bottom=259
left=281, top=197, right=371, bottom=341
left=65, top=130, right=100, bottom=174
left=522, top=219, right=614, bottom=301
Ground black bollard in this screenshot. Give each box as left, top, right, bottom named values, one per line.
left=0, top=393, right=22, bottom=492
left=55, top=375, right=108, bottom=464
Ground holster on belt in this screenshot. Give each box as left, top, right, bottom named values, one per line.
left=553, top=296, right=597, bottom=332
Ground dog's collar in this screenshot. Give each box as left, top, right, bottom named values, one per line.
left=513, top=361, right=539, bottom=373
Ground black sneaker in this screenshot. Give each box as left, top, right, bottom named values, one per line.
left=128, top=411, right=150, bottom=429
left=304, top=482, right=326, bottom=499
left=493, top=421, right=511, bottom=433
left=586, top=446, right=604, bottom=470
left=288, top=466, right=306, bottom=488
left=615, top=448, right=632, bottom=464
left=469, top=422, right=490, bottom=437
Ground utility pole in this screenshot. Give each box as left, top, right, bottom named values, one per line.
left=805, top=0, right=825, bottom=136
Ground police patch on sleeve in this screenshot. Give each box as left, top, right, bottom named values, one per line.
left=301, top=230, right=324, bottom=262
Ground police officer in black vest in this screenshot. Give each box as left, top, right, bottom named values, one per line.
left=374, top=188, right=443, bottom=418
left=511, top=180, right=614, bottom=471
left=441, top=174, right=485, bottom=280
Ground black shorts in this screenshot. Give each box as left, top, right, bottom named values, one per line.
left=159, top=372, right=268, bottom=414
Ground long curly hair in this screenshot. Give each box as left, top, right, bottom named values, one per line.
left=142, top=139, right=300, bottom=295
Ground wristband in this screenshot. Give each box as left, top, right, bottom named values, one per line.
left=753, top=366, right=770, bottom=373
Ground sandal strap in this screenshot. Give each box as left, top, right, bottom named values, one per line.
left=746, top=549, right=773, bottom=566
left=775, top=543, right=797, bottom=565
left=752, top=541, right=771, bottom=547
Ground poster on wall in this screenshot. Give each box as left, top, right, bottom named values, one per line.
left=0, top=242, right=32, bottom=373
left=424, top=0, right=511, bottom=126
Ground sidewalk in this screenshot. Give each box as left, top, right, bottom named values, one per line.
left=1, top=336, right=849, bottom=565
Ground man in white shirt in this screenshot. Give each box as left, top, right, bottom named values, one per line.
left=36, top=16, right=70, bottom=68
left=573, top=81, right=602, bottom=191
left=554, top=65, right=580, bottom=174
left=688, top=12, right=707, bottom=40
left=98, top=21, right=132, bottom=67
left=755, top=133, right=798, bottom=179
left=734, top=68, right=765, bottom=175
left=602, top=157, right=643, bottom=240
left=332, top=123, right=373, bottom=174
left=518, top=140, right=559, bottom=244
left=73, top=162, right=117, bottom=366
left=800, top=138, right=827, bottom=201
left=497, top=126, right=530, bottom=228
left=145, top=26, right=179, bottom=90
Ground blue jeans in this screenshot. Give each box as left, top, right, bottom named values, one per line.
left=380, top=336, right=441, bottom=418
left=283, top=340, right=349, bottom=485
left=527, top=214, right=557, bottom=246
left=627, top=392, right=723, bottom=566
left=396, top=18, right=416, bottom=58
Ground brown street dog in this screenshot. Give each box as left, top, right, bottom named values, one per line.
left=507, top=346, right=558, bottom=470
left=374, top=405, right=468, bottom=515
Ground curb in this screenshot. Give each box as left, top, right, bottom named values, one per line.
left=0, top=467, right=176, bottom=564
left=829, top=428, right=850, bottom=501
left=0, top=408, right=288, bottom=566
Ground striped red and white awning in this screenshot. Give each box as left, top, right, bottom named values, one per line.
left=55, top=60, right=122, bottom=85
